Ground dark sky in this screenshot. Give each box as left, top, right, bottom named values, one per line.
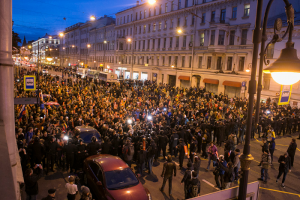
left=13, top=0, right=138, bottom=43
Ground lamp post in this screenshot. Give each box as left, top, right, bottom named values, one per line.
left=239, top=1, right=300, bottom=200
left=87, top=44, right=91, bottom=68
left=59, top=32, right=64, bottom=68
left=255, top=0, right=300, bottom=126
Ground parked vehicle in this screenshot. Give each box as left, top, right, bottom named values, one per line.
left=83, top=154, right=151, bottom=200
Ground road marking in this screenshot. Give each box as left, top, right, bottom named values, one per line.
left=202, top=179, right=220, bottom=190
left=275, top=144, right=300, bottom=152
left=259, top=187, right=300, bottom=197
left=254, top=137, right=260, bottom=143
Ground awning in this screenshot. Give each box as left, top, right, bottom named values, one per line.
left=178, top=76, right=190, bottom=81
left=203, top=78, right=219, bottom=85
left=223, top=81, right=241, bottom=87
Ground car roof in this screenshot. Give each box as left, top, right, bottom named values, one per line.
left=89, top=155, right=129, bottom=172
left=75, top=126, right=98, bottom=132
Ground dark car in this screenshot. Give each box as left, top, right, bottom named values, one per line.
left=83, top=155, right=151, bottom=200
left=74, top=126, right=101, bottom=144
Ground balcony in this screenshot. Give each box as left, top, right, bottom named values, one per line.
left=226, top=44, right=253, bottom=50
left=162, top=48, right=166, bottom=51
left=174, top=47, right=179, bottom=50
left=168, top=47, right=173, bottom=50
left=181, top=47, right=186, bottom=50
left=194, top=46, right=208, bottom=50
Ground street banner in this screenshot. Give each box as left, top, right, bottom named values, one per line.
left=278, top=85, right=292, bottom=105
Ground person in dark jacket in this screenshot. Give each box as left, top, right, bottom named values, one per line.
left=122, top=139, right=134, bottom=168
left=63, top=138, right=77, bottom=173
left=24, top=165, right=43, bottom=200
left=160, top=155, right=177, bottom=196
left=86, top=136, right=101, bottom=156
left=101, top=136, right=112, bottom=154
left=181, top=162, right=194, bottom=199
left=218, top=161, right=234, bottom=189
left=41, top=189, right=56, bottom=200
left=29, top=137, right=45, bottom=167
left=170, top=131, right=179, bottom=157
left=287, top=139, right=297, bottom=167
left=193, top=156, right=201, bottom=176
left=269, top=137, right=275, bottom=165
left=136, top=145, right=147, bottom=176
left=75, top=139, right=86, bottom=172
left=177, top=138, right=186, bottom=169
left=46, top=136, right=59, bottom=172
left=190, top=136, right=198, bottom=163
left=276, top=152, right=291, bottom=188
left=158, top=131, right=168, bottom=159
left=187, top=171, right=201, bottom=198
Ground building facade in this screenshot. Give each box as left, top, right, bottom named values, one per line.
left=32, top=33, right=60, bottom=64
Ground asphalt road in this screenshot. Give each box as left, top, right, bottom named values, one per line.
left=19, top=67, right=300, bottom=199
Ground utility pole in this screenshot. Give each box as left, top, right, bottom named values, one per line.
left=0, top=0, right=20, bottom=199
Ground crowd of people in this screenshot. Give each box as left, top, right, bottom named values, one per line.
left=15, top=66, right=298, bottom=199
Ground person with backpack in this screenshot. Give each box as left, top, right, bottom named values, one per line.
left=187, top=171, right=201, bottom=198
left=181, top=162, right=194, bottom=199
left=218, top=160, right=234, bottom=189
left=258, top=150, right=271, bottom=184
left=122, top=139, right=134, bottom=168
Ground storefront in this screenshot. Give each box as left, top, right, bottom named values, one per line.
left=203, top=79, right=219, bottom=94
left=178, top=76, right=190, bottom=88
left=133, top=72, right=139, bottom=80
left=141, top=72, right=148, bottom=80
left=125, top=71, right=130, bottom=79
left=223, top=81, right=241, bottom=98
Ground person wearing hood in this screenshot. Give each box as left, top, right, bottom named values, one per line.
left=269, top=137, right=275, bottom=165
left=258, top=150, right=271, bottom=184
left=181, top=162, right=194, bottom=199
left=276, top=152, right=291, bottom=188
left=160, top=155, right=177, bottom=196
left=232, top=149, right=240, bottom=181
left=187, top=171, right=201, bottom=198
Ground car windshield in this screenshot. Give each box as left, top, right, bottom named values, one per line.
left=105, top=168, right=139, bottom=190
left=79, top=131, right=101, bottom=143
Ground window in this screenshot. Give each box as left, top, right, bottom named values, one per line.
left=148, top=40, right=150, bottom=49
left=198, top=56, right=203, bottom=68
left=201, top=13, right=206, bottom=23
left=238, top=57, right=245, bottom=71
left=170, top=37, right=173, bottom=47
left=164, top=20, right=167, bottom=29
left=211, top=11, right=215, bottom=22
left=185, top=0, right=188, bottom=8
left=200, top=33, right=204, bottom=46
left=178, top=0, right=182, bottom=9
left=144, top=10, right=147, bottom=18
left=136, top=12, right=138, bottom=20
left=172, top=1, right=175, bottom=11
left=184, top=17, right=187, bottom=26
left=149, top=8, right=151, bottom=17
left=169, top=56, right=172, bottom=65
left=139, top=26, right=141, bottom=34
left=241, top=29, right=248, bottom=45
left=127, top=15, right=129, bottom=23
left=191, top=16, right=195, bottom=25
left=159, top=4, right=162, bottom=14
left=176, top=36, right=179, bottom=47
left=244, top=4, right=250, bottom=17
left=182, top=56, right=185, bottom=67
left=266, top=43, right=274, bottom=59
left=227, top=57, right=233, bottom=70
left=163, top=38, right=166, bottom=48
left=148, top=24, right=151, bottom=32
left=157, top=56, right=160, bottom=65
left=140, top=11, right=142, bottom=19
left=218, top=30, right=225, bottom=45
left=154, top=8, right=156, bottom=16
left=210, top=30, right=215, bottom=45
left=207, top=56, right=212, bottom=69
left=170, top=19, right=174, bottom=28
left=263, top=74, right=271, bottom=90
left=220, top=9, right=226, bottom=23
left=143, top=40, right=145, bottom=49
left=143, top=25, right=146, bottom=33
left=153, top=23, right=156, bottom=31
left=174, top=56, right=178, bottom=66
left=232, top=7, right=237, bottom=19
left=131, top=14, right=133, bottom=21
left=177, top=18, right=180, bottom=27
left=152, top=39, right=155, bottom=49
left=183, top=35, right=186, bottom=47
left=165, top=3, right=168, bottom=12
left=158, top=38, right=161, bottom=48
left=162, top=56, right=165, bottom=65
left=216, top=57, right=222, bottom=70
left=229, top=30, right=235, bottom=45
left=159, top=22, right=162, bottom=30
left=188, top=56, right=192, bottom=68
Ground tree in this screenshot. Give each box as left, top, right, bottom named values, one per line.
left=12, top=31, right=21, bottom=49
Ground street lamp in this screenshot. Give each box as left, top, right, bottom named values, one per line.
left=240, top=1, right=300, bottom=200
left=148, top=0, right=156, bottom=5
left=90, top=15, right=96, bottom=21
left=177, top=29, right=182, bottom=34
left=59, top=32, right=64, bottom=37
left=104, top=40, right=107, bottom=44
left=127, top=38, right=132, bottom=42
left=49, top=36, right=52, bottom=39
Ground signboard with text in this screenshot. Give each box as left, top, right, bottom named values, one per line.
left=24, top=75, right=36, bottom=91
left=278, top=85, right=292, bottom=105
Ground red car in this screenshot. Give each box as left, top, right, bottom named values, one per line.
left=83, top=154, right=151, bottom=200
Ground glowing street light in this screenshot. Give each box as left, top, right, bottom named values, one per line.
left=87, top=44, right=91, bottom=48
left=72, top=45, right=75, bottom=48
left=148, top=0, right=156, bottom=5
left=171, top=65, right=175, bottom=68
left=28, top=45, right=32, bottom=49
left=177, top=29, right=182, bottom=34
left=59, top=32, right=64, bottom=37
left=246, top=68, right=250, bottom=73
left=46, top=57, right=53, bottom=62
left=63, top=47, right=66, bottom=50
left=104, top=40, right=107, bottom=44
left=90, top=15, right=96, bottom=21
left=49, top=36, right=52, bottom=39
left=127, top=38, right=132, bottom=42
